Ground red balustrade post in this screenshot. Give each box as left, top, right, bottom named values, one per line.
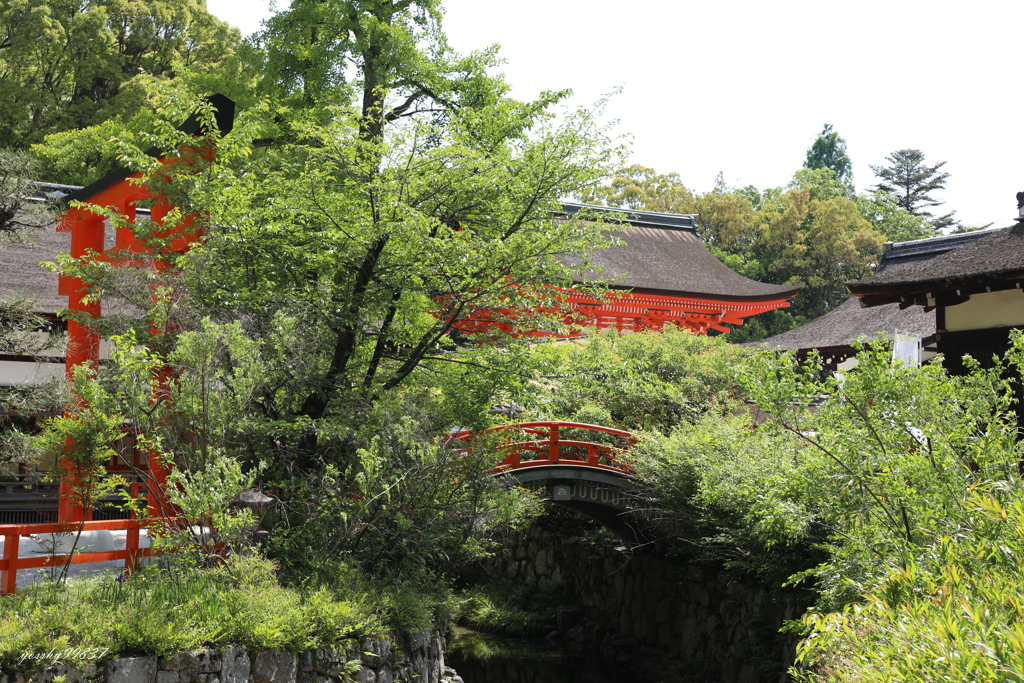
left=125, top=524, right=140, bottom=575
left=549, top=425, right=560, bottom=464
left=1, top=532, right=20, bottom=594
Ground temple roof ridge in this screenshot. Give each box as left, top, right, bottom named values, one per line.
left=559, top=202, right=698, bottom=232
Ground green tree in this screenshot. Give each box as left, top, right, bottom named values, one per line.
left=690, top=172, right=757, bottom=251
left=701, top=168, right=882, bottom=323
left=803, top=124, right=854, bottom=195
left=584, top=166, right=885, bottom=337
left=870, top=149, right=952, bottom=230
left=582, top=163, right=695, bottom=212
left=736, top=337, right=1024, bottom=682
left=53, top=0, right=619, bottom=583
left=0, top=0, right=243, bottom=180
left=754, top=171, right=883, bottom=319
left=855, top=190, right=933, bottom=243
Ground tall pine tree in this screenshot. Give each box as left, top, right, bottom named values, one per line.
left=870, top=149, right=953, bottom=230
left=804, top=124, right=854, bottom=196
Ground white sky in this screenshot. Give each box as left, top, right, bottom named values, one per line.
left=207, top=0, right=1024, bottom=230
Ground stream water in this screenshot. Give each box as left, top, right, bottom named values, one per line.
left=445, top=627, right=635, bottom=683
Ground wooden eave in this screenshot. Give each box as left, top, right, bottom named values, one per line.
left=849, top=272, right=1024, bottom=310
left=56, top=94, right=235, bottom=209
left=616, top=283, right=802, bottom=304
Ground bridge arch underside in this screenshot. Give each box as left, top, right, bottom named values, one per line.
left=497, top=465, right=648, bottom=544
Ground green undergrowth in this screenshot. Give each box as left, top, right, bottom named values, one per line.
left=455, top=580, right=572, bottom=637
left=793, top=484, right=1024, bottom=682
left=0, top=555, right=388, bottom=668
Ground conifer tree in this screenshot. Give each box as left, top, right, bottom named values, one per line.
left=804, top=123, right=854, bottom=195
left=870, top=149, right=952, bottom=230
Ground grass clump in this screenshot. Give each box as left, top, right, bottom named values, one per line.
left=0, top=554, right=380, bottom=668
left=455, top=581, right=571, bottom=637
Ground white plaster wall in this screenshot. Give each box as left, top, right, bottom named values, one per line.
left=946, top=289, right=1024, bottom=331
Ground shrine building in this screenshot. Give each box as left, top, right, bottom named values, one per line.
left=753, top=230, right=991, bottom=372
left=453, top=203, right=799, bottom=338
left=847, top=203, right=1024, bottom=377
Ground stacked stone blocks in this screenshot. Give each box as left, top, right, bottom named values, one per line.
left=1, top=631, right=451, bottom=683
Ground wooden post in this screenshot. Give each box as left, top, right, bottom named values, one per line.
left=549, top=425, right=559, bottom=463
left=125, top=524, right=140, bottom=575
left=1, top=532, right=20, bottom=594
left=147, top=452, right=174, bottom=519
left=57, top=212, right=105, bottom=524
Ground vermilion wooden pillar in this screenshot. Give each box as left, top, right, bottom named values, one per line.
left=57, top=211, right=106, bottom=523
left=51, top=94, right=234, bottom=523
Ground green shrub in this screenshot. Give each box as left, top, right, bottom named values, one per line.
left=455, top=581, right=571, bottom=637
left=522, top=327, right=752, bottom=432
left=794, top=484, right=1024, bottom=682
left=629, top=413, right=829, bottom=583
left=0, top=555, right=379, bottom=668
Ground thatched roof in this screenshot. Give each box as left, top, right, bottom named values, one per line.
left=752, top=297, right=934, bottom=352
left=5, top=195, right=799, bottom=322
left=849, top=225, right=1022, bottom=307
left=560, top=203, right=800, bottom=302
left=0, top=226, right=68, bottom=316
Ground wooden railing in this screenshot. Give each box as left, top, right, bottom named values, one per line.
left=0, top=473, right=59, bottom=501
left=0, top=473, right=151, bottom=523
left=453, top=421, right=637, bottom=476
left=0, top=518, right=160, bottom=594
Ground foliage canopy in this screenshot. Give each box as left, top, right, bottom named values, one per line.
left=40, top=0, right=619, bottom=591
left=0, top=0, right=240, bottom=152
left=803, top=123, right=854, bottom=195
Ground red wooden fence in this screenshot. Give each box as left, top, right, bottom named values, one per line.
left=0, top=517, right=162, bottom=594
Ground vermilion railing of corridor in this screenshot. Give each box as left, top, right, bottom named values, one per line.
left=452, top=421, right=637, bottom=476
left=0, top=518, right=162, bottom=594
left=0, top=482, right=172, bottom=594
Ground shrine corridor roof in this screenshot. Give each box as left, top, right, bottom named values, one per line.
left=559, top=210, right=799, bottom=302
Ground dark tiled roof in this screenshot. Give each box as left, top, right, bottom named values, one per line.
left=561, top=205, right=800, bottom=302
left=849, top=225, right=1023, bottom=294
left=752, top=297, right=934, bottom=352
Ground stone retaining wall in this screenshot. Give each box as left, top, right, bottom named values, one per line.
left=1, top=631, right=458, bottom=683
left=483, top=524, right=808, bottom=683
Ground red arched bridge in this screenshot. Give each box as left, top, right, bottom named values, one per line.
left=452, top=421, right=645, bottom=539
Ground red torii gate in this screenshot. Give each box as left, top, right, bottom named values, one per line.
left=54, top=95, right=235, bottom=523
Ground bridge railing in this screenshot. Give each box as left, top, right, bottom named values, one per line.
left=452, top=421, right=636, bottom=476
